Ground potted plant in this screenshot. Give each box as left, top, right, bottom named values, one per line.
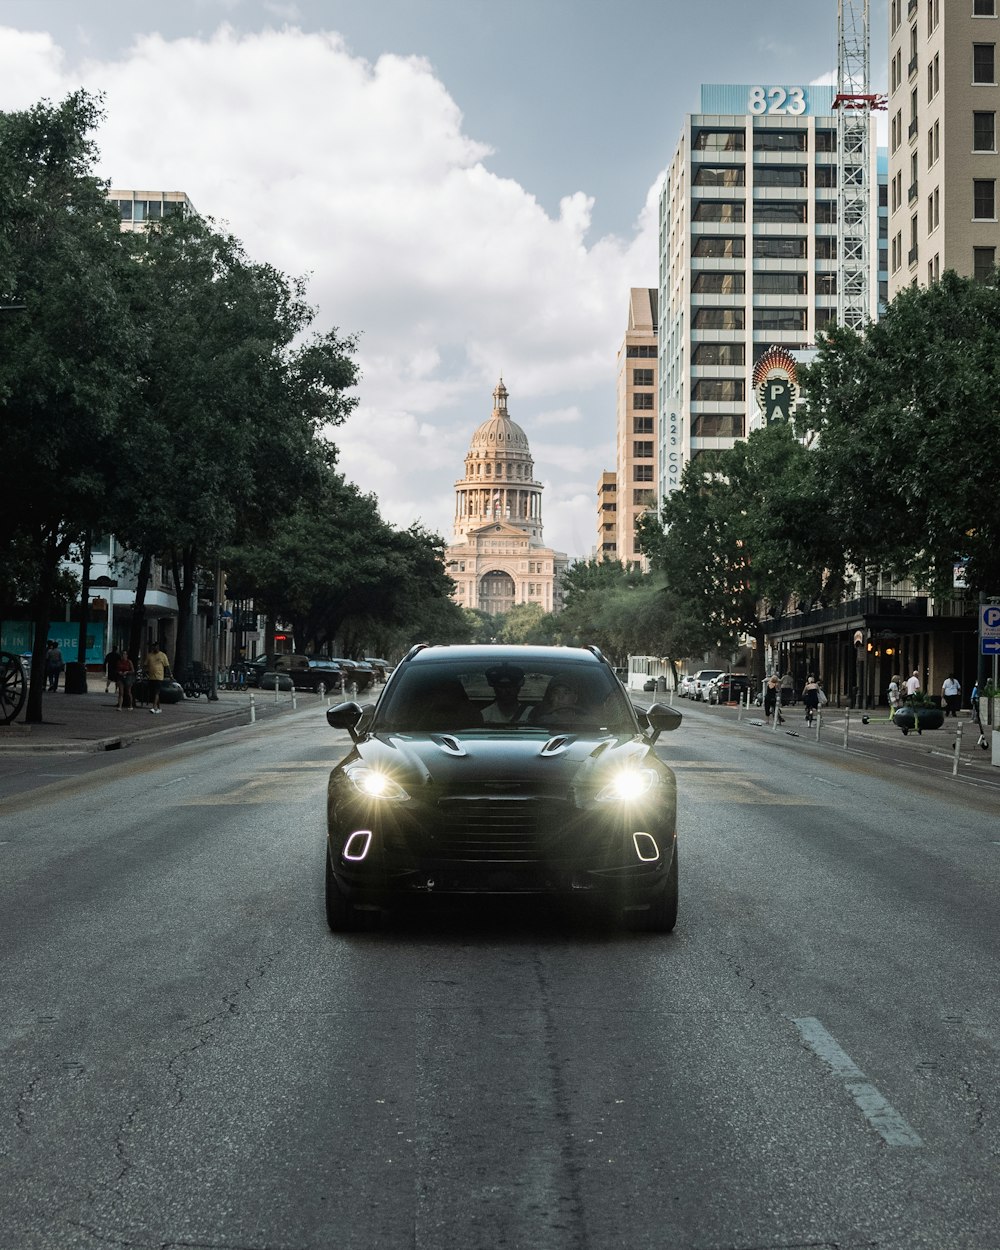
left=892, top=691, right=945, bottom=735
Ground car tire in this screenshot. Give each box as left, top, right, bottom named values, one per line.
left=627, top=849, right=678, bottom=933
left=324, top=849, right=362, bottom=932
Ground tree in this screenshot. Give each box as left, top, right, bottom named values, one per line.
left=801, top=269, right=1000, bottom=596
left=111, top=213, right=358, bottom=674
left=0, top=92, right=140, bottom=721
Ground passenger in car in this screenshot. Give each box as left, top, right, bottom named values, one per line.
left=482, top=665, right=531, bottom=723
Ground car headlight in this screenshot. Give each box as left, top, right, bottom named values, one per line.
left=595, top=768, right=658, bottom=803
left=343, top=764, right=410, bottom=801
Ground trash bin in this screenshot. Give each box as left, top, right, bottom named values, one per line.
left=655, top=676, right=667, bottom=692
left=64, top=661, right=88, bottom=694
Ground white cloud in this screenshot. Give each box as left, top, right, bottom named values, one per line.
left=0, top=23, right=658, bottom=558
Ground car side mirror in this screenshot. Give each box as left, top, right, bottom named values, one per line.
left=327, top=701, right=364, bottom=741
left=645, top=702, right=682, bottom=744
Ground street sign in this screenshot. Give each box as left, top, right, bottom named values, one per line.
left=981, top=604, right=1000, bottom=655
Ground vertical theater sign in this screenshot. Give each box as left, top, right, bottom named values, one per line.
left=752, top=346, right=799, bottom=425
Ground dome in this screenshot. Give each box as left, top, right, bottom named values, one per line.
left=468, top=378, right=531, bottom=453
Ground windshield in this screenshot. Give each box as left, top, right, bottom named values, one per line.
left=373, top=658, right=638, bottom=735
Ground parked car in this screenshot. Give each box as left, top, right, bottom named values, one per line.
left=247, top=654, right=342, bottom=694
left=679, top=675, right=697, bottom=699
left=691, top=668, right=725, bottom=701
left=329, top=658, right=375, bottom=694
left=323, top=643, right=683, bottom=933
left=364, top=658, right=393, bottom=681
left=707, top=673, right=751, bottom=705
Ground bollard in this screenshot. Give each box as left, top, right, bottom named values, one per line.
left=249, top=692, right=256, bottom=724
left=815, top=707, right=822, bottom=742
left=737, top=690, right=744, bottom=723
left=843, top=706, right=850, bottom=750
left=952, top=721, right=963, bottom=776
left=291, top=687, right=297, bottom=711
left=274, top=679, right=279, bottom=704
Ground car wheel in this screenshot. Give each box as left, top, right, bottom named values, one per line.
left=627, top=849, right=678, bottom=933
left=324, top=848, right=361, bottom=932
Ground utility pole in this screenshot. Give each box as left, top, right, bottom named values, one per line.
left=834, top=0, right=885, bottom=331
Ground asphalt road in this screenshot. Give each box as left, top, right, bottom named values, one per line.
left=2, top=706, right=998, bottom=1249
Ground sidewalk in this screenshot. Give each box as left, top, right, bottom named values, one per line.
left=641, top=693, right=1000, bottom=789
left=0, top=683, right=321, bottom=754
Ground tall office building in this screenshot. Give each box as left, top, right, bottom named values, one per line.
left=596, top=471, right=618, bottom=560
left=108, top=189, right=196, bottom=230
left=657, top=84, right=882, bottom=498
left=887, top=0, right=1000, bottom=294
left=614, top=288, right=657, bottom=568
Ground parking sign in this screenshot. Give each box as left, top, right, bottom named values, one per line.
left=982, top=604, right=1000, bottom=655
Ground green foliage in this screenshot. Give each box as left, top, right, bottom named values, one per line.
left=801, top=269, right=1000, bottom=595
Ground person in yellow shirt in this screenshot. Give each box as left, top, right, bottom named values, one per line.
left=144, top=641, right=170, bottom=714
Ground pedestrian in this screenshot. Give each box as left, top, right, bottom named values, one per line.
left=763, top=675, right=784, bottom=724
left=144, top=640, right=170, bottom=714
left=941, top=673, right=961, bottom=717
left=44, top=640, right=64, bottom=692
left=117, top=651, right=136, bottom=710
left=904, top=669, right=921, bottom=698
left=779, top=670, right=794, bottom=707
left=971, top=679, right=980, bottom=721
left=887, top=673, right=902, bottom=711
left=104, top=646, right=121, bottom=694
left=802, top=675, right=821, bottom=725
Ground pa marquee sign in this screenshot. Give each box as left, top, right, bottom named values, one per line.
left=752, top=346, right=799, bottom=425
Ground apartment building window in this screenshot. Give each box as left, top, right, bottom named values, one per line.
left=815, top=308, right=836, bottom=329
left=633, top=416, right=654, bottom=435
left=691, top=414, right=744, bottom=438
left=693, top=272, right=745, bottom=295
left=816, top=201, right=838, bottom=223
left=632, top=489, right=656, bottom=506
left=633, top=465, right=654, bottom=482
left=753, top=130, right=806, bottom=151
left=633, top=392, right=655, bottom=410
left=928, top=186, right=940, bottom=229
left=974, top=246, right=997, bottom=280
left=892, top=48, right=902, bottom=92
left=974, top=179, right=997, bottom=218
left=694, top=166, right=746, bottom=187
left=693, top=307, right=745, bottom=329
left=632, top=440, right=654, bottom=459
left=754, top=272, right=808, bottom=295
left=974, top=111, right=997, bottom=150
left=626, top=345, right=657, bottom=357
left=891, top=110, right=901, bottom=151
left=692, top=380, right=745, bottom=402
left=693, top=201, right=746, bottom=222
left=910, top=87, right=918, bottom=132
left=891, top=0, right=900, bottom=32
left=973, top=0, right=996, bottom=15
left=927, top=53, right=940, bottom=101
left=816, top=273, right=837, bottom=296
left=692, top=343, right=745, bottom=365
left=974, top=44, right=996, bottom=83
left=926, top=0, right=939, bottom=27
left=693, top=235, right=745, bottom=257
left=754, top=201, right=807, bottom=223
left=693, top=129, right=746, bottom=150
left=909, top=150, right=919, bottom=199
left=632, top=368, right=654, bottom=386
left=815, top=165, right=837, bottom=188
left=815, top=129, right=837, bottom=152
left=927, top=120, right=940, bottom=167
left=753, top=309, right=807, bottom=331
left=927, top=254, right=940, bottom=282
left=816, top=237, right=838, bottom=259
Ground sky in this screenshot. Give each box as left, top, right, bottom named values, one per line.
left=0, top=0, right=888, bottom=560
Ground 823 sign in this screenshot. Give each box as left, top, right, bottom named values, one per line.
left=748, top=86, right=806, bottom=116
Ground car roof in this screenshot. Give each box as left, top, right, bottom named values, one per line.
left=403, top=644, right=606, bottom=668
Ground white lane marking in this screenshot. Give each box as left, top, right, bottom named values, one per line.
left=791, top=1016, right=924, bottom=1147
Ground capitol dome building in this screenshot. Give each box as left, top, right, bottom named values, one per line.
left=446, top=379, right=568, bottom=616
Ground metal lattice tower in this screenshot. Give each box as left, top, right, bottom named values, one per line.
left=834, top=0, right=883, bottom=331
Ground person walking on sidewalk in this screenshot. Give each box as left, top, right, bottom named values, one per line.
left=116, top=651, right=136, bottom=710
left=941, top=673, right=961, bottom=717
left=45, top=641, right=64, bottom=692
left=764, top=675, right=784, bottom=725
left=905, top=669, right=922, bottom=698
left=144, top=641, right=169, bottom=714
left=104, top=647, right=121, bottom=694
